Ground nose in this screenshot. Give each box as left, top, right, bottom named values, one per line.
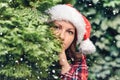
left=60, top=31, right=65, bottom=41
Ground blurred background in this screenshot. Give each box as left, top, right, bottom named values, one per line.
left=0, top=0, right=120, bottom=80
left=73, top=0, right=120, bottom=80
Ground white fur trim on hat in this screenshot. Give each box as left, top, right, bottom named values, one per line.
left=46, top=4, right=86, bottom=43
left=79, top=39, right=96, bottom=54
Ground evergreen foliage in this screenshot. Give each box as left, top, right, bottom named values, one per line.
left=0, top=0, right=61, bottom=79
left=74, top=0, right=120, bottom=80
left=0, top=0, right=120, bottom=80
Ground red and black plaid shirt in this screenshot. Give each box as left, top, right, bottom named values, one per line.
left=60, top=54, right=88, bottom=80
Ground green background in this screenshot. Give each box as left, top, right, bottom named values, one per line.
left=0, top=0, right=120, bottom=80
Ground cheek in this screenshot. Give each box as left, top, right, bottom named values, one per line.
left=64, top=36, right=74, bottom=50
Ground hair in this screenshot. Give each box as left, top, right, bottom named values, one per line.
left=65, top=28, right=82, bottom=63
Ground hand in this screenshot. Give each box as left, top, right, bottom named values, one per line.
left=59, top=45, right=71, bottom=74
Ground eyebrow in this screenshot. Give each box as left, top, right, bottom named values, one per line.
left=68, top=28, right=75, bottom=30
left=67, top=28, right=75, bottom=32
left=54, top=23, right=62, bottom=27
left=54, top=21, right=75, bottom=31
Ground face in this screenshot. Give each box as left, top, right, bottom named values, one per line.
left=53, top=20, right=75, bottom=50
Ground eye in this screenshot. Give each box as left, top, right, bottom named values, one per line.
left=68, top=30, right=74, bottom=35
left=54, top=26, right=61, bottom=30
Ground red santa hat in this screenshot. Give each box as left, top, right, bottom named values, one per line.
left=46, top=4, right=96, bottom=54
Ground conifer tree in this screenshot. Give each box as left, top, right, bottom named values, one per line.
left=0, top=0, right=62, bottom=79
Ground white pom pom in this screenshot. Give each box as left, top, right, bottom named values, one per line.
left=79, top=39, right=96, bottom=54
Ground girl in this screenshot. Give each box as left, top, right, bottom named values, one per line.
left=46, top=4, right=96, bottom=80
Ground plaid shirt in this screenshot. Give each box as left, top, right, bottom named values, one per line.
left=60, top=55, right=88, bottom=80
